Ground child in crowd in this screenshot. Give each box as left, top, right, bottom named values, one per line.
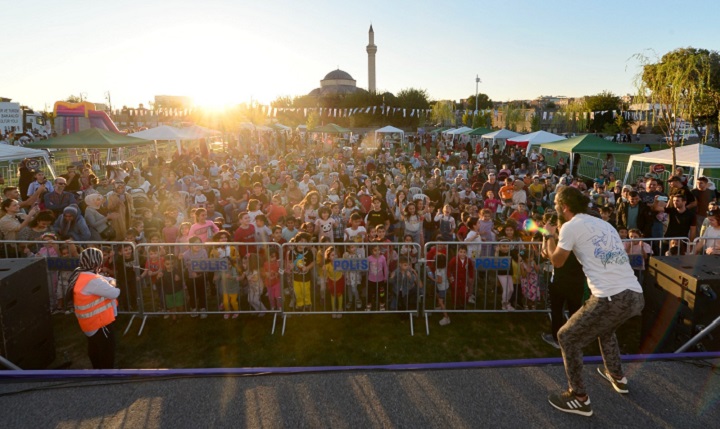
left=281, top=217, right=299, bottom=242
left=159, top=254, right=184, bottom=322
left=483, top=190, right=501, bottom=218
left=435, top=204, right=456, bottom=241
left=182, top=236, right=208, bottom=318
left=344, top=213, right=367, bottom=242
left=519, top=248, right=539, bottom=310
left=448, top=245, right=475, bottom=308
left=289, top=232, right=314, bottom=311
left=233, top=211, right=256, bottom=258
left=402, top=202, right=423, bottom=245
left=245, top=253, right=267, bottom=315
left=262, top=248, right=282, bottom=310
left=367, top=245, right=389, bottom=311
left=389, top=256, right=421, bottom=313
left=323, top=246, right=345, bottom=318
left=343, top=243, right=364, bottom=310
left=456, top=212, right=471, bottom=241
left=247, top=199, right=263, bottom=224
left=617, top=226, right=629, bottom=240
left=271, top=225, right=286, bottom=245
left=625, top=228, right=653, bottom=277
left=315, top=206, right=336, bottom=242
left=316, top=236, right=331, bottom=306
left=330, top=203, right=345, bottom=243
left=210, top=231, right=240, bottom=319
left=254, top=214, right=272, bottom=242
left=33, top=232, right=60, bottom=311
left=141, top=246, right=164, bottom=307
left=162, top=212, right=180, bottom=243
left=496, top=239, right=516, bottom=311
left=400, top=234, right=419, bottom=266
left=434, top=254, right=450, bottom=325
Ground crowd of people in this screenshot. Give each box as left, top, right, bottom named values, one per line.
left=0, top=130, right=718, bottom=322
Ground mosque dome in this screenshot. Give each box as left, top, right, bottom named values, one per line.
left=323, top=69, right=354, bottom=81
left=308, top=68, right=367, bottom=98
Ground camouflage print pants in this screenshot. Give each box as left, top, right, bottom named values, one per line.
left=558, top=289, right=645, bottom=395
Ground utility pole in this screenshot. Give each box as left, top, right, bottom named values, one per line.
left=475, top=75, right=481, bottom=112
left=105, top=91, right=113, bottom=112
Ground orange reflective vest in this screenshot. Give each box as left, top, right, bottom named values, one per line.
left=73, top=273, right=116, bottom=333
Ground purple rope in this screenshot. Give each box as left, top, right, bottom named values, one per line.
left=2, top=352, right=719, bottom=379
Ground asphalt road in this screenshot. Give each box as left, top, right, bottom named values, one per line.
left=1, top=359, right=718, bottom=428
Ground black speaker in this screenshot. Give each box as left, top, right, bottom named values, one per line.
left=641, top=255, right=720, bottom=353
left=0, top=258, right=56, bottom=369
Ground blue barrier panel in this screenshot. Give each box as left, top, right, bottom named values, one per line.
left=333, top=259, right=369, bottom=271
left=474, top=257, right=511, bottom=271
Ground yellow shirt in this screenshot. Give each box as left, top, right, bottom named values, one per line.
left=323, top=261, right=344, bottom=281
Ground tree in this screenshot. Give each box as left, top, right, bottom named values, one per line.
left=431, top=101, right=454, bottom=126
left=306, top=110, right=320, bottom=130
left=502, top=105, right=524, bottom=132
left=584, top=91, right=621, bottom=133
left=65, top=95, right=82, bottom=103
left=462, top=112, right=471, bottom=126
left=530, top=113, right=541, bottom=132
left=635, top=47, right=720, bottom=170
left=472, top=111, right=491, bottom=128
left=465, top=93, right=494, bottom=110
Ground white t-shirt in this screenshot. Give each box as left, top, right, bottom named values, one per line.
left=558, top=214, right=642, bottom=298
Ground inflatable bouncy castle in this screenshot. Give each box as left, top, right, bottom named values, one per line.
left=53, top=101, right=121, bottom=134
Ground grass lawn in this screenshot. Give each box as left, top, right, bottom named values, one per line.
left=50, top=311, right=643, bottom=369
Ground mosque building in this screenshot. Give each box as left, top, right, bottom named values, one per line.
left=308, top=26, right=377, bottom=98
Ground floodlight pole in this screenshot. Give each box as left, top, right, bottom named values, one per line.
left=475, top=75, right=481, bottom=112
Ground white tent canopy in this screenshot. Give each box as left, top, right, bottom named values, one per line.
left=130, top=125, right=196, bottom=154
left=181, top=125, right=222, bottom=139
left=129, top=125, right=195, bottom=141
left=506, top=130, right=566, bottom=155
left=0, top=144, right=56, bottom=179
left=374, top=125, right=404, bottom=142
left=623, top=144, right=720, bottom=186
left=445, top=126, right=473, bottom=135
left=482, top=129, right=522, bottom=140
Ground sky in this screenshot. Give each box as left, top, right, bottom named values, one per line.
left=3, top=0, right=719, bottom=111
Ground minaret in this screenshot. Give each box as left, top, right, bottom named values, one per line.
left=366, top=25, right=377, bottom=93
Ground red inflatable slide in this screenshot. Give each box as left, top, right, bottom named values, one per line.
left=53, top=101, right=121, bottom=134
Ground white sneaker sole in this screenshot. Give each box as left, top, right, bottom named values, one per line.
left=596, top=367, right=629, bottom=394
left=548, top=399, right=593, bottom=417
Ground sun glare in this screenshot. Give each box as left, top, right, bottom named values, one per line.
left=147, top=23, right=281, bottom=111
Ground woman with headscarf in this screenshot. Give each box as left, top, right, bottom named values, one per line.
left=53, top=204, right=91, bottom=241
left=84, top=194, right=115, bottom=241
left=67, top=247, right=120, bottom=369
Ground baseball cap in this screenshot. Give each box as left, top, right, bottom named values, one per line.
left=622, top=185, right=633, bottom=191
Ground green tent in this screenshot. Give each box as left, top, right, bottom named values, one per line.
left=26, top=128, right=153, bottom=149
left=467, top=127, right=494, bottom=136
left=311, top=123, right=351, bottom=134
left=430, top=127, right=451, bottom=134
left=537, top=134, right=643, bottom=155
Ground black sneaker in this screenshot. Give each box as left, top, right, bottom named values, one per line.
left=548, top=390, right=593, bottom=417
left=597, top=367, right=629, bottom=394
left=541, top=333, right=560, bottom=349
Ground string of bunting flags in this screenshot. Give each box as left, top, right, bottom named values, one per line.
left=110, top=106, right=665, bottom=121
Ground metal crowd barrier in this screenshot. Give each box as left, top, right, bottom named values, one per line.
left=0, top=235, right=701, bottom=340
left=133, top=242, right=283, bottom=335
left=422, top=240, right=549, bottom=334
left=280, top=241, right=423, bottom=336
left=0, top=240, right=139, bottom=334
